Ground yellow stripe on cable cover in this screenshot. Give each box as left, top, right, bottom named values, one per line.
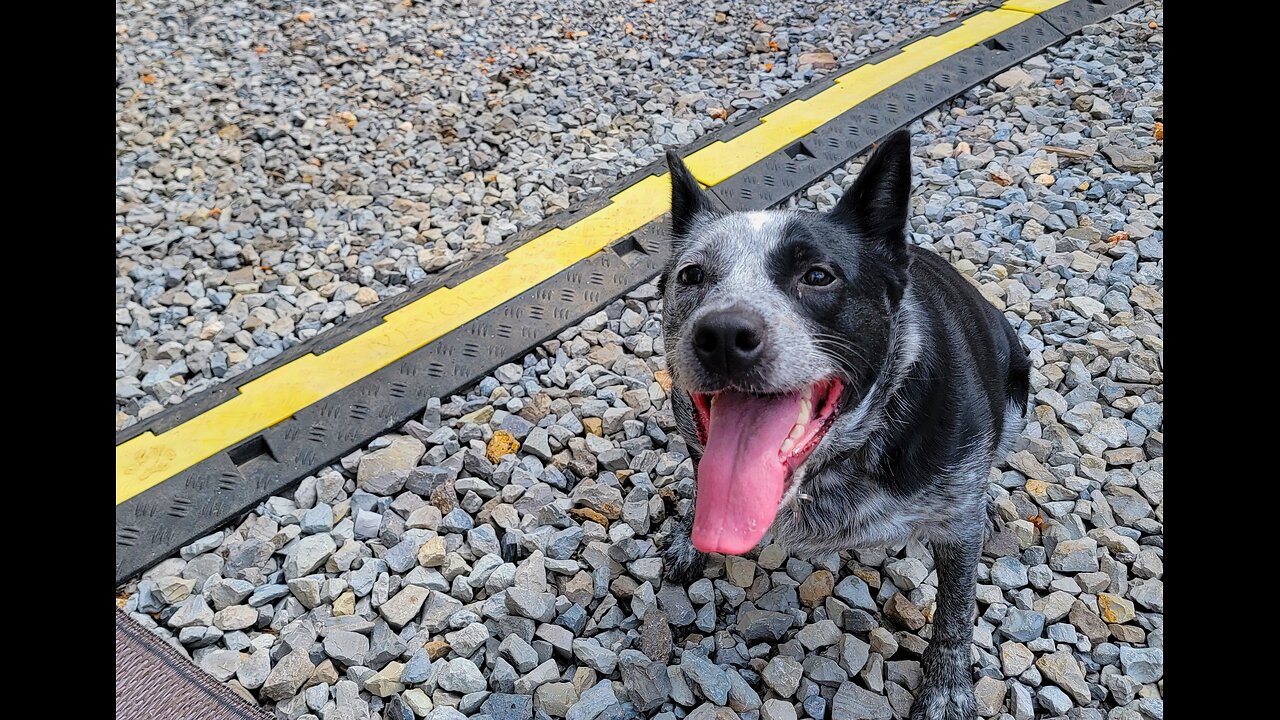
left=117, top=5, right=1045, bottom=505
left=1001, top=0, right=1070, bottom=14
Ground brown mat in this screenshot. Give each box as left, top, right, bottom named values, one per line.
left=115, top=608, right=272, bottom=720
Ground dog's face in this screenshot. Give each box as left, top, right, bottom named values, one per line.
left=660, top=130, right=914, bottom=555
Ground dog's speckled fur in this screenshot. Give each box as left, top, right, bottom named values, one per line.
left=659, top=131, right=1030, bottom=720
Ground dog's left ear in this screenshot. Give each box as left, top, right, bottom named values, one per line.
left=830, top=129, right=912, bottom=251
left=667, top=150, right=715, bottom=239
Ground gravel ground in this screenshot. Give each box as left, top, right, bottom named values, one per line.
left=114, top=0, right=981, bottom=430
left=119, top=3, right=1163, bottom=719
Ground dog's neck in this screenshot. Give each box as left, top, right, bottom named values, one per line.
left=826, top=278, right=926, bottom=456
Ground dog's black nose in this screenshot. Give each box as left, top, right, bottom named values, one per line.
left=693, top=309, right=766, bottom=378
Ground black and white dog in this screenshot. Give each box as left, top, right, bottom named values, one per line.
left=660, top=130, right=1030, bottom=720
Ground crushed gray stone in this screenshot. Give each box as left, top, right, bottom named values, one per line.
left=120, top=5, right=1163, bottom=719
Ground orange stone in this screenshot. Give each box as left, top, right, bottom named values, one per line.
left=486, top=430, right=520, bottom=463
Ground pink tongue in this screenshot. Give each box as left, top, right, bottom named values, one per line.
left=692, top=389, right=801, bottom=555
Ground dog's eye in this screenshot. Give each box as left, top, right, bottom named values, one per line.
left=802, top=267, right=835, bottom=286
left=677, top=265, right=705, bottom=285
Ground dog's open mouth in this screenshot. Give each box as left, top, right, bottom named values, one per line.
left=687, top=377, right=845, bottom=555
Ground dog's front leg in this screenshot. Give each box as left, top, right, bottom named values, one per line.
left=662, top=509, right=707, bottom=583
left=663, top=387, right=709, bottom=584
left=911, top=525, right=981, bottom=720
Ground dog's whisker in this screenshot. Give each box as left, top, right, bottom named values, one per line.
left=810, top=333, right=875, bottom=367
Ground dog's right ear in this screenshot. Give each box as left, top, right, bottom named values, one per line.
left=667, top=150, right=714, bottom=239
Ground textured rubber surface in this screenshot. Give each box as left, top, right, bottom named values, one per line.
left=116, top=608, right=272, bottom=719
left=114, top=0, right=1136, bottom=586
left=1045, top=0, right=1141, bottom=35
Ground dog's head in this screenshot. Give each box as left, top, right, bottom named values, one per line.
left=660, top=130, right=915, bottom=555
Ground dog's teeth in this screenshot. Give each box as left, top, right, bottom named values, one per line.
left=789, top=423, right=805, bottom=441
left=780, top=438, right=795, bottom=455
left=797, top=399, right=811, bottom=425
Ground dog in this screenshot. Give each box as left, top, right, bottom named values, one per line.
left=658, top=130, right=1030, bottom=720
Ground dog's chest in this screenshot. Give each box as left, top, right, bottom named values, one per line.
left=769, top=466, right=970, bottom=554
left=770, top=485, right=918, bottom=553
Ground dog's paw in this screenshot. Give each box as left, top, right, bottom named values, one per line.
left=662, top=521, right=706, bottom=584
left=908, top=679, right=977, bottom=720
